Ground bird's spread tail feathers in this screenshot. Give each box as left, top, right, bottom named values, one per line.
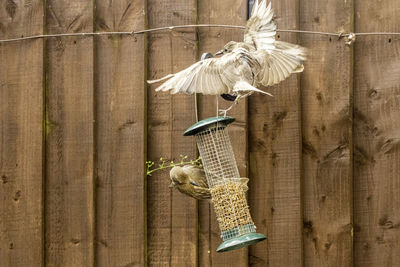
left=233, top=81, right=273, bottom=97
left=147, top=73, right=175, bottom=85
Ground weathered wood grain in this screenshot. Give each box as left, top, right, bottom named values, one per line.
left=354, top=1, right=400, bottom=265
left=3, top=1, right=400, bottom=266
left=45, top=0, right=95, bottom=265
left=248, top=0, right=302, bottom=266
left=197, top=0, right=248, bottom=265
left=95, top=0, right=147, bottom=266
left=300, top=0, right=354, bottom=266
left=147, top=0, right=198, bottom=266
left=0, top=1, right=44, bottom=266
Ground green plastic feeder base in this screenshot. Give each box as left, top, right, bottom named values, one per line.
left=217, top=233, right=266, bottom=252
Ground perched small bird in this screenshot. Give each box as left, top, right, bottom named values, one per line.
left=148, top=0, right=306, bottom=115
left=169, top=165, right=211, bottom=200
left=169, top=165, right=250, bottom=200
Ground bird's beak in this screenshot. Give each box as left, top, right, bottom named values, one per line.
left=169, top=182, right=175, bottom=188
left=215, top=50, right=224, bottom=56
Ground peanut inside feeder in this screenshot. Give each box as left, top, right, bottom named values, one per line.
left=184, top=116, right=266, bottom=252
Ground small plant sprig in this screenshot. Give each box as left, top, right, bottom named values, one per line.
left=146, top=155, right=202, bottom=176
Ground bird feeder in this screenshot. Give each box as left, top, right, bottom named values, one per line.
left=184, top=116, right=266, bottom=252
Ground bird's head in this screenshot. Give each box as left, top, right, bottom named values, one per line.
left=169, top=166, right=189, bottom=188
left=215, top=41, right=239, bottom=56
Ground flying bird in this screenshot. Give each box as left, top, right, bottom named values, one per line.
left=148, top=0, right=306, bottom=115
left=169, top=165, right=249, bottom=200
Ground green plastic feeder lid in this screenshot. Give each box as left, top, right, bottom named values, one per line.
left=217, top=233, right=267, bottom=252
left=184, top=116, right=235, bottom=136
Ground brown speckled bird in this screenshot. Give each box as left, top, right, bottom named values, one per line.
left=169, top=165, right=211, bottom=200
left=169, top=165, right=249, bottom=200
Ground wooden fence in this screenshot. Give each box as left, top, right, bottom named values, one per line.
left=1, top=0, right=399, bottom=266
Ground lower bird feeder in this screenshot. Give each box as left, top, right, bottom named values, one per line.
left=184, top=116, right=266, bottom=252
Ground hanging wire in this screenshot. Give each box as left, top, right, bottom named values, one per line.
left=1, top=23, right=400, bottom=43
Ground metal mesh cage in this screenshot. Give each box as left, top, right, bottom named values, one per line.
left=185, top=116, right=266, bottom=252
left=196, top=126, right=256, bottom=240
left=196, top=127, right=239, bottom=187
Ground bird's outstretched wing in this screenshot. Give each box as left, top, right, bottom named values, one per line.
left=147, top=49, right=254, bottom=95
left=254, top=44, right=306, bottom=86
left=245, top=0, right=306, bottom=86
left=244, top=0, right=276, bottom=51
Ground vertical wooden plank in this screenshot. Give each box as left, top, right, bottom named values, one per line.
left=95, top=0, right=147, bottom=266
left=300, top=0, right=354, bottom=266
left=354, top=1, right=400, bottom=266
left=45, top=0, right=95, bottom=266
left=0, top=1, right=44, bottom=266
left=197, top=0, right=248, bottom=266
left=147, top=0, right=198, bottom=266
left=248, top=0, right=302, bottom=266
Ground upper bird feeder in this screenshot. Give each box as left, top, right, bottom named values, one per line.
left=184, top=116, right=266, bottom=252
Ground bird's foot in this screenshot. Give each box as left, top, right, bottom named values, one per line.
left=218, top=106, right=234, bottom=117
left=218, top=109, right=229, bottom=117
left=218, top=99, right=239, bottom=117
